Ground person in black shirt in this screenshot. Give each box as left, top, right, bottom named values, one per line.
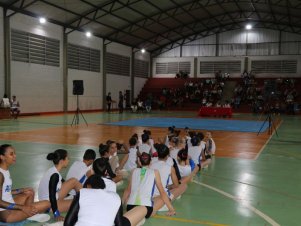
left=106, top=92, right=112, bottom=112
left=118, top=91, right=124, bottom=113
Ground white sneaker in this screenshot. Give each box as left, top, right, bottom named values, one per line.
left=28, top=213, right=50, bottom=222
left=158, top=205, right=168, bottom=212
left=137, top=218, right=146, bottom=226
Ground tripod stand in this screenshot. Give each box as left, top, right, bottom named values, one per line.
left=257, top=111, right=278, bottom=136
left=71, top=95, right=88, bottom=126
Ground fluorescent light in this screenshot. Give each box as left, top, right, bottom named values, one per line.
left=141, top=48, right=146, bottom=53
left=246, top=24, right=252, bottom=30
left=86, top=31, right=92, bottom=37
left=39, top=17, right=46, bottom=24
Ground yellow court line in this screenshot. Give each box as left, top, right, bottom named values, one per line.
left=153, top=215, right=230, bottom=226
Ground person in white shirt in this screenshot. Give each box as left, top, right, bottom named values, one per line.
left=10, top=96, right=20, bottom=119
left=38, top=149, right=82, bottom=221
left=150, top=144, right=187, bottom=215
left=0, top=94, right=10, bottom=108
left=64, top=174, right=133, bottom=226
left=0, top=144, right=50, bottom=223
left=205, top=131, right=216, bottom=155
left=138, top=133, right=151, bottom=155
left=92, top=158, right=117, bottom=193
left=66, top=149, right=96, bottom=195
left=122, top=152, right=176, bottom=225
left=122, top=137, right=138, bottom=171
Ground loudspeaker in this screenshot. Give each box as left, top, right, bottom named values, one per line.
left=73, top=80, right=84, bottom=95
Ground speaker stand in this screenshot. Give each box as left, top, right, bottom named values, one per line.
left=71, top=95, right=88, bottom=127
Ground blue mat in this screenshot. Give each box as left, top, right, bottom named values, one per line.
left=106, top=117, right=268, bottom=133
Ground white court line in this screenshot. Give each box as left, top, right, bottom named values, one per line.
left=254, top=119, right=283, bottom=160
left=192, top=180, right=280, bottom=226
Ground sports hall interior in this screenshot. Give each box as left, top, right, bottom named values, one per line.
left=0, top=1, right=301, bottom=226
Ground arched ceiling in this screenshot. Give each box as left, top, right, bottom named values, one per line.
left=1, top=0, right=301, bottom=56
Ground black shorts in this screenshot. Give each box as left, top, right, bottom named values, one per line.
left=205, top=154, right=211, bottom=159
left=127, top=205, right=153, bottom=218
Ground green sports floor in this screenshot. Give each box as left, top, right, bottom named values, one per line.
left=0, top=111, right=300, bottom=226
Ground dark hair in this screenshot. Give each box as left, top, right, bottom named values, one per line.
left=84, top=174, right=106, bottom=189
left=3, top=94, right=7, bottom=98
left=191, top=136, right=200, bottom=146
left=99, top=143, right=109, bottom=157
left=46, top=149, right=68, bottom=165
left=0, top=144, right=12, bottom=156
left=139, top=152, right=151, bottom=166
left=106, top=140, right=116, bottom=148
left=177, top=148, right=188, bottom=161
left=155, top=143, right=170, bottom=159
left=196, top=132, right=204, bottom=141
left=83, top=149, right=96, bottom=161
left=143, top=130, right=151, bottom=136
left=170, top=136, right=179, bottom=145
left=141, top=133, right=149, bottom=143
left=188, top=131, right=196, bottom=138
left=129, top=137, right=137, bottom=146
left=131, top=133, right=138, bottom=140
left=93, top=158, right=109, bottom=177
left=168, top=126, right=175, bottom=133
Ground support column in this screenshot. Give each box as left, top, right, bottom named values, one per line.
left=180, top=45, right=183, bottom=57
left=62, top=28, right=68, bottom=112
left=102, top=40, right=107, bottom=110
left=149, top=56, right=153, bottom=78
left=131, top=48, right=135, bottom=102
left=3, top=9, right=11, bottom=97
left=194, top=57, right=197, bottom=78
left=215, top=33, right=219, bottom=56
left=278, top=31, right=282, bottom=55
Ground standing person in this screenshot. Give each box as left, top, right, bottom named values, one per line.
left=106, top=92, right=112, bottom=113
left=0, top=144, right=50, bottom=223
left=38, top=149, right=83, bottom=221
left=66, top=149, right=96, bottom=195
left=205, top=131, right=216, bottom=155
left=118, top=91, right=124, bottom=113
left=10, top=96, right=20, bottom=119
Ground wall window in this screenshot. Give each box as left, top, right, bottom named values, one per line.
left=68, top=43, right=100, bottom=72
left=106, top=52, right=130, bottom=76
left=155, top=61, right=191, bottom=74
left=200, top=61, right=241, bottom=74
left=134, top=59, right=149, bottom=77
left=11, top=29, right=60, bottom=67
left=251, top=60, right=297, bottom=73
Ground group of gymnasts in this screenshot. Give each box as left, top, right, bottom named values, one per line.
left=0, top=126, right=215, bottom=226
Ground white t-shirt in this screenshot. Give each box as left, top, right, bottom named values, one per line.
left=124, top=147, right=138, bottom=171
left=139, top=143, right=151, bottom=154
left=103, top=177, right=116, bottom=193
left=76, top=188, right=121, bottom=226
left=66, top=161, right=90, bottom=196
left=38, top=166, right=62, bottom=201
left=169, top=148, right=180, bottom=160
left=150, top=160, right=172, bottom=197
left=178, top=164, right=191, bottom=177
left=0, top=168, right=14, bottom=211
left=188, top=146, right=202, bottom=165
left=67, top=161, right=90, bottom=183
left=1, top=98, right=10, bottom=108
left=127, top=167, right=155, bottom=207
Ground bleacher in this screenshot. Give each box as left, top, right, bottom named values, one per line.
left=138, top=77, right=301, bottom=113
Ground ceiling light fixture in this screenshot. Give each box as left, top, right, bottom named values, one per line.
left=86, top=31, right=92, bottom=37
left=141, top=48, right=146, bottom=53
left=39, top=17, right=46, bottom=24
left=246, top=24, right=252, bottom=30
